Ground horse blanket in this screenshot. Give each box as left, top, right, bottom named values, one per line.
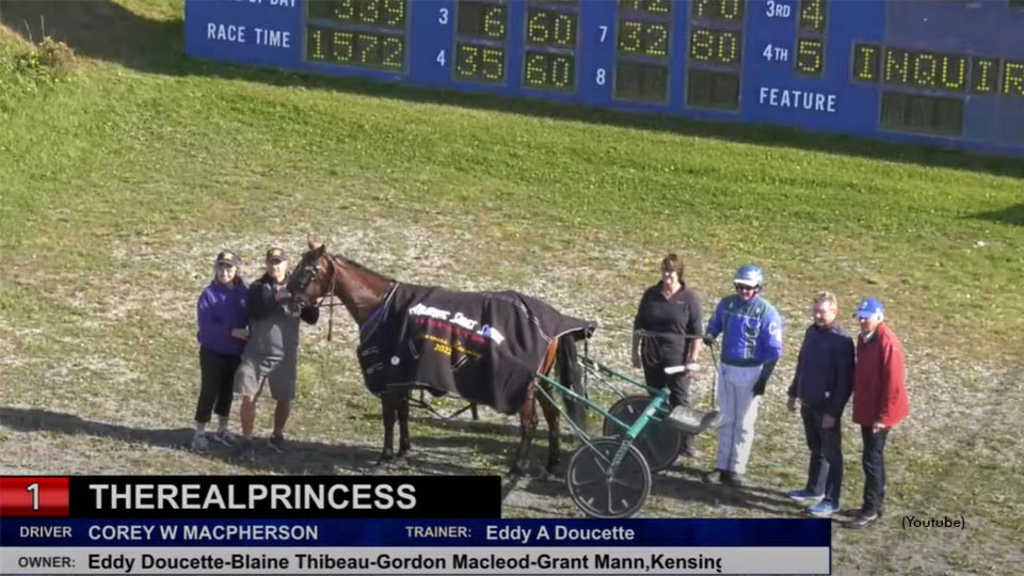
left=356, top=282, right=597, bottom=415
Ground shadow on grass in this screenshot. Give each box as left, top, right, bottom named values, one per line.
left=972, top=203, right=1024, bottom=227
left=3, top=0, right=1024, bottom=180
left=0, top=406, right=484, bottom=477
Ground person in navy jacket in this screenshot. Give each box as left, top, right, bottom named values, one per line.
left=192, top=250, right=249, bottom=452
left=785, top=291, right=855, bottom=518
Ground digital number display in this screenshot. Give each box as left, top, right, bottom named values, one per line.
left=304, top=0, right=408, bottom=71
left=689, top=27, right=742, bottom=66
left=796, top=0, right=827, bottom=78
left=457, top=0, right=507, bottom=40
left=852, top=43, right=1024, bottom=100
left=454, top=0, right=508, bottom=84
left=522, top=2, right=580, bottom=91
left=880, top=91, right=964, bottom=137
left=306, top=27, right=404, bottom=70
left=686, top=0, right=744, bottom=111
left=306, top=0, right=405, bottom=28
left=613, top=0, right=672, bottom=103
left=796, top=39, right=824, bottom=77
left=691, top=0, right=745, bottom=22
left=798, top=0, right=826, bottom=33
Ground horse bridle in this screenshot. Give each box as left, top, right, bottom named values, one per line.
left=292, top=255, right=343, bottom=342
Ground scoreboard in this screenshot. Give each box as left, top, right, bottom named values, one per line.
left=185, top=0, right=1024, bottom=157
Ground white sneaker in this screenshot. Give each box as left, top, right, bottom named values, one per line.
left=213, top=429, right=236, bottom=446
left=191, top=433, right=209, bottom=452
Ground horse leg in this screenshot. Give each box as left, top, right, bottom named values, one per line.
left=508, top=387, right=538, bottom=477
left=396, top=388, right=411, bottom=462
left=374, top=393, right=397, bottom=469
left=538, top=379, right=562, bottom=477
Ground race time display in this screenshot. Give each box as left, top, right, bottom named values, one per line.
left=184, top=0, right=1024, bottom=157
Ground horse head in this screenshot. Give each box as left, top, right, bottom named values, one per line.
left=286, top=234, right=333, bottom=308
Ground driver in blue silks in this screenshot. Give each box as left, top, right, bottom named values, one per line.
left=701, top=265, right=784, bottom=487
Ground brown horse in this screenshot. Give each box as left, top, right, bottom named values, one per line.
left=286, top=236, right=591, bottom=477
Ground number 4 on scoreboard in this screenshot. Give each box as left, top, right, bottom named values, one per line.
left=437, top=50, right=446, bottom=66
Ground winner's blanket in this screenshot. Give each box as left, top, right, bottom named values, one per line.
left=357, top=283, right=597, bottom=414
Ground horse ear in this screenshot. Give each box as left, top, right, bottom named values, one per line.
left=307, top=233, right=318, bottom=250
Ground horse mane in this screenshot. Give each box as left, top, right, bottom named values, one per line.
left=324, top=251, right=397, bottom=284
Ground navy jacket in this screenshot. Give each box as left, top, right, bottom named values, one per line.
left=787, top=322, right=855, bottom=417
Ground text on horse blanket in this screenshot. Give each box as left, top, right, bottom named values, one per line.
left=356, top=283, right=595, bottom=414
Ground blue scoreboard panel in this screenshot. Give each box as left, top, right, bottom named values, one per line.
left=184, top=0, right=1024, bottom=157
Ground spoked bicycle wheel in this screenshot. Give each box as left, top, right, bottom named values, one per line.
left=566, top=437, right=651, bottom=519
left=602, top=395, right=682, bottom=473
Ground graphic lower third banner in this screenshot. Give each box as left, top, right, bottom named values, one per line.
left=0, top=476, right=832, bottom=574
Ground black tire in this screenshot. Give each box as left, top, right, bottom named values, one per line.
left=602, top=395, right=682, bottom=473
left=566, top=437, right=651, bottom=519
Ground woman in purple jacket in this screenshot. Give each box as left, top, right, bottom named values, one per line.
left=192, top=250, right=249, bottom=452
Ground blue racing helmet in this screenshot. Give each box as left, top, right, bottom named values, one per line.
left=733, top=265, right=764, bottom=287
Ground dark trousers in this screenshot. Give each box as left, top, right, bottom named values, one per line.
left=643, top=362, right=694, bottom=450
left=195, top=348, right=241, bottom=424
left=860, top=426, right=889, bottom=516
left=800, top=405, right=843, bottom=503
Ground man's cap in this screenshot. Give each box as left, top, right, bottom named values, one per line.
left=854, top=297, right=885, bottom=318
left=215, top=250, right=240, bottom=266
left=266, top=248, right=288, bottom=262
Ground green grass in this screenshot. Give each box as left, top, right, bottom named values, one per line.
left=1, top=2, right=1022, bottom=575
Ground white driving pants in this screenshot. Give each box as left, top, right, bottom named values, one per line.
left=715, top=363, right=763, bottom=475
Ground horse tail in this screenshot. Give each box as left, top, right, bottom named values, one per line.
left=555, top=332, right=589, bottom=430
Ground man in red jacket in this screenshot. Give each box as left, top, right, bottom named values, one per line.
left=850, top=298, right=909, bottom=529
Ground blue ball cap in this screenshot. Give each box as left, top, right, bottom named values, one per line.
left=854, top=297, right=885, bottom=318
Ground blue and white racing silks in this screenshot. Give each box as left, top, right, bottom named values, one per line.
left=706, top=295, right=784, bottom=367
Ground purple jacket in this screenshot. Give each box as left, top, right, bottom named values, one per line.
left=196, top=278, right=249, bottom=356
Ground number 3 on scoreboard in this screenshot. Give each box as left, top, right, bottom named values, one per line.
left=439, top=8, right=448, bottom=24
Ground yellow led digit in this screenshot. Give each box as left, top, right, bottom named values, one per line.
left=383, top=36, right=402, bottom=68
left=528, top=11, right=548, bottom=44
left=553, top=55, right=571, bottom=87
left=333, top=31, right=353, bottom=62
left=335, top=0, right=354, bottom=21
left=721, top=0, right=741, bottom=20
left=620, top=20, right=641, bottom=53
left=483, top=48, right=503, bottom=80
left=797, top=39, right=823, bottom=76
left=648, top=23, right=668, bottom=57
left=385, top=0, right=403, bottom=27
left=720, top=31, right=738, bottom=65
left=690, top=29, right=713, bottom=62
left=554, top=13, right=573, bottom=46
left=526, top=52, right=546, bottom=85
left=310, top=28, right=323, bottom=60
left=484, top=6, right=505, bottom=39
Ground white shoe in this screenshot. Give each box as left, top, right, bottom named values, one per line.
left=213, top=429, right=236, bottom=446
left=191, top=433, right=209, bottom=452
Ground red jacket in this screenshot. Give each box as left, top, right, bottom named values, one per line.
left=852, top=323, right=910, bottom=428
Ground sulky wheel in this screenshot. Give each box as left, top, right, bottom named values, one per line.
left=566, top=437, right=651, bottom=519
left=602, top=395, right=682, bottom=473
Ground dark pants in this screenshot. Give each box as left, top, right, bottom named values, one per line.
left=801, top=405, right=843, bottom=503
left=860, top=425, right=889, bottom=516
left=643, top=361, right=694, bottom=451
left=195, top=348, right=241, bottom=424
